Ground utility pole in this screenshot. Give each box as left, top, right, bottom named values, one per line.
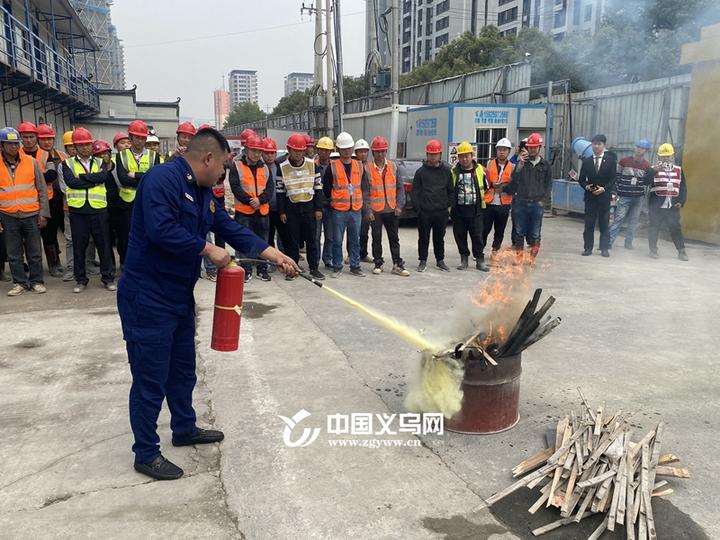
left=325, top=0, right=335, bottom=137
left=389, top=0, right=400, bottom=158
left=333, top=0, right=345, bottom=133
left=302, top=1, right=326, bottom=138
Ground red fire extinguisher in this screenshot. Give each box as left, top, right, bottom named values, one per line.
left=211, top=262, right=245, bottom=352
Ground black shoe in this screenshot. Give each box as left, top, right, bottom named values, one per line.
left=324, top=261, right=333, bottom=269
left=601, top=250, right=610, bottom=258
left=134, top=454, right=184, bottom=481
left=457, top=255, right=469, bottom=270
left=436, top=260, right=450, bottom=271
left=476, top=260, right=490, bottom=272
left=244, top=273, right=252, bottom=283
left=309, top=269, right=326, bottom=280
left=349, top=267, right=366, bottom=277
left=417, top=260, right=427, bottom=272
left=582, top=249, right=592, bottom=256
left=258, top=271, right=271, bottom=281
left=172, top=427, right=225, bottom=447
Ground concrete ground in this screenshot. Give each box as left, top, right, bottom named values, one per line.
left=0, top=215, right=716, bottom=539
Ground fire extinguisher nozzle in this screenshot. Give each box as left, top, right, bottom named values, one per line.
left=298, top=272, right=323, bottom=288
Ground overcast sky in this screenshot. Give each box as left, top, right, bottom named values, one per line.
left=112, top=0, right=367, bottom=123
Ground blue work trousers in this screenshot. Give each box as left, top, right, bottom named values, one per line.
left=332, top=209, right=361, bottom=271
left=511, top=199, right=544, bottom=248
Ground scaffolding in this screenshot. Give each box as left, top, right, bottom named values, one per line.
left=69, top=0, right=125, bottom=90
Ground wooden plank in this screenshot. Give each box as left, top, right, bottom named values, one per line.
left=560, top=464, right=579, bottom=515
left=529, top=487, right=551, bottom=514
left=512, top=447, right=553, bottom=477
left=658, top=453, right=679, bottom=465
left=574, top=486, right=597, bottom=522
left=577, top=387, right=596, bottom=421
left=652, top=488, right=674, bottom=497
left=532, top=512, right=594, bottom=536
left=576, top=469, right=616, bottom=489
left=655, top=466, right=690, bottom=478
left=588, top=515, right=609, bottom=540
left=486, top=463, right=554, bottom=505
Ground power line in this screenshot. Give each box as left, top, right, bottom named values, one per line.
left=125, top=10, right=364, bottom=48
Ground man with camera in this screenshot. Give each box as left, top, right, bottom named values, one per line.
left=503, top=133, right=551, bottom=265
left=578, top=134, right=617, bottom=257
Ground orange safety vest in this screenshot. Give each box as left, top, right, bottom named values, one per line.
left=368, top=160, right=397, bottom=212
left=0, top=152, right=40, bottom=214
left=234, top=161, right=269, bottom=216
left=21, top=148, right=54, bottom=200
left=484, top=159, right=513, bottom=205
left=330, top=160, right=363, bottom=211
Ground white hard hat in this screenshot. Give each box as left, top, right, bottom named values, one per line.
left=146, top=135, right=160, bottom=144
left=354, top=138, right=370, bottom=151
left=495, top=137, right=512, bottom=149
left=335, top=131, right=355, bottom=149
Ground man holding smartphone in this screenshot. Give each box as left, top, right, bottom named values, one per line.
left=578, top=134, right=617, bottom=257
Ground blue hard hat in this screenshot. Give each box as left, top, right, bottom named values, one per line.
left=0, top=127, right=21, bottom=143
left=636, top=139, right=652, bottom=150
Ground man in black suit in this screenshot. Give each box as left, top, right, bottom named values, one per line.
left=578, top=134, right=617, bottom=257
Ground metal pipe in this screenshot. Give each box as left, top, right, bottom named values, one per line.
left=389, top=0, right=400, bottom=158
left=332, top=0, right=345, bottom=132
left=325, top=0, right=335, bottom=137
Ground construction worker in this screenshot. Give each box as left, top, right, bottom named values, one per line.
left=304, top=134, right=316, bottom=159
left=37, top=124, right=68, bottom=277
left=263, top=137, right=287, bottom=258
left=450, top=142, right=489, bottom=272
left=167, top=122, right=196, bottom=161
left=481, top=138, right=514, bottom=262
left=61, top=130, right=116, bottom=293
left=367, top=136, right=409, bottom=276
left=277, top=133, right=325, bottom=281
left=314, top=136, right=335, bottom=269
left=238, top=128, right=258, bottom=160
left=229, top=133, right=273, bottom=282
left=503, top=133, right=552, bottom=264
left=322, top=132, right=370, bottom=277
left=353, top=138, right=373, bottom=264
left=117, top=127, right=299, bottom=481
left=610, top=139, right=653, bottom=249
left=63, top=130, right=77, bottom=158
left=115, top=120, right=162, bottom=266
left=0, top=127, right=50, bottom=295
left=412, top=139, right=453, bottom=272
left=648, top=143, right=688, bottom=261
left=113, top=132, right=130, bottom=153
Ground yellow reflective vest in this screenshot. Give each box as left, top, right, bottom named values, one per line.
left=65, top=156, right=107, bottom=210
left=118, top=149, right=158, bottom=203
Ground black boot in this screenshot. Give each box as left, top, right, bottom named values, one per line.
left=457, top=255, right=469, bottom=270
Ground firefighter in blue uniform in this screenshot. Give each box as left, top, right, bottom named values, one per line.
left=118, top=128, right=299, bottom=480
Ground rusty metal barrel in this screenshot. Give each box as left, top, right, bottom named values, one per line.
left=446, top=353, right=522, bottom=434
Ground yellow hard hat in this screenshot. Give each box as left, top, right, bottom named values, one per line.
left=62, top=130, right=74, bottom=146
left=456, top=141, right=474, bottom=155
left=316, top=136, right=334, bottom=151
left=657, top=143, right=675, bottom=157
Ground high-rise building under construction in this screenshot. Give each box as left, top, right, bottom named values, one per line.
left=69, top=0, right=126, bottom=90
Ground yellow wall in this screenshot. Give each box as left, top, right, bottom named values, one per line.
left=681, top=24, right=720, bottom=243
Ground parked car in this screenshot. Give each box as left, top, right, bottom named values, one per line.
left=395, top=159, right=423, bottom=221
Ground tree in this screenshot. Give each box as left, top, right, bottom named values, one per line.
left=343, top=74, right=370, bottom=101
left=224, top=102, right=266, bottom=128
left=272, top=90, right=311, bottom=117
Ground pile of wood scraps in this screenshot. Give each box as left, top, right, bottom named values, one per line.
left=487, top=389, right=689, bottom=538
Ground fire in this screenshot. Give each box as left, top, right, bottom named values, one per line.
left=471, top=248, right=531, bottom=351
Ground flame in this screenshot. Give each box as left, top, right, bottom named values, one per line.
left=470, top=248, right=531, bottom=349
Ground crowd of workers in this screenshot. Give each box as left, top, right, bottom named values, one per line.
left=0, top=118, right=690, bottom=297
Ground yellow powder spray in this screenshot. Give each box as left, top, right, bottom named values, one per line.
left=318, top=284, right=464, bottom=419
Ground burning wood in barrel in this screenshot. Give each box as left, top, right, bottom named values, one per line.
left=453, top=288, right=561, bottom=365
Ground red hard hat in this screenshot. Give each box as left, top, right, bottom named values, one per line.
left=17, top=121, right=38, bottom=134
left=240, top=128, right=257, bottom=144
left=177, top=121, right=196, bottom=136
left=526, top=133, right=544, bottom=147
left=287, top=133, right=308, bottom=151
left=371, top=136, right=389, bottom=151
left=262, top=137, right=277, bottom=152
left=37, top=124, right=55, bottom=139
left=425, top=139, right=443, bottom=154
left=72, top=128, right=93, bottom=144
left=128, top=120, right=149, bottom=137
left=245, top=134, right=265, bottom=151
left=113, top=132, right=129, bottom=146
left=198, top=123, right=211, bottom=130
left=304, top=134, right=314, bottom=148
left=92, top=139, right=111, bottom=155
